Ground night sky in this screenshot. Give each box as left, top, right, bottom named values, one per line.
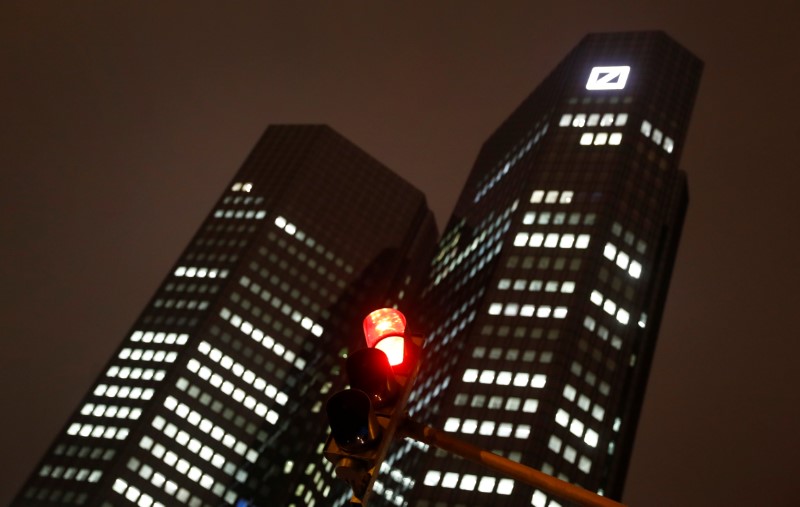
left=2, top=3, right=799, bottom=505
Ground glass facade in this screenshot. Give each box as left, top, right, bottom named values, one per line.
left=377, top=31, right=702, bottom=507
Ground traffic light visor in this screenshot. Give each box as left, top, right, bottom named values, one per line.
left=363, top=308, right=406, bottom=348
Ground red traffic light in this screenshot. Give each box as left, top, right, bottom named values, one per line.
left=363, top=308, right=406, bottom=366
left=324, top=309, right=424, bottom=504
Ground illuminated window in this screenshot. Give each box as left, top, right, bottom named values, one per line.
left=559, top=114, right=573, bottom=127
left=579, top=456, right=592, bottom=473
left=585, top=429, right=599, bottom=447
left=479, top=421, right=495, bottom=436
left=548, top=435, right=563, bottom=453
left=523, top=399, right=538, bottom=413
left=616, top=252, right=630, bottom=270
left=479, top=370, right=495, bottom=384
left=593, top=132, right=608, bottom=145
left=579, top=133, right=593, bottom=145
left=441, top=472, right=459, bottom=488
left=505, top=397, right=521, bottom=411
left=478, top=476, right=496, bottom=493
left=455, top=474, right=476, bottom=491
left=497, top=478, right=514, bottom=495
left=570, top=419, right=585, bottom=437
left=462, top=419, right=478, bottom=434
left=615, top=113, right=628, bottom=126
left=609, top=133, right=623, bottom=145
left=538, top=211, right=551, bottom=225
left=113, top=478, right=127, bottom=494
left=627, top=260, right=642, bottom=278
left=515, top=425, right=531, bottom=439
left=641, top=120, right=652, bottom=137
left=496, top=371, right=513, bottom=385
left=423, top=470, right=441, bottom=486
left=652, top=129, right=663, bottom=145
left=604, top=243, right=617, bottom=260
left=664, top=137, right=675, bottom=153
left=592, top=405, right=605, bottom=421
left=572, top=114, right=586, bottom=127
left=529, top=233, right=544, bottom=247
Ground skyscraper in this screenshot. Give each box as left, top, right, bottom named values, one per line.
left=376, top=31, right=702, bottom=507
left=13, top=125, right=437, bottom=507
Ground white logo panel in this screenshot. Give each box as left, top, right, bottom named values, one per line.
left=586, top=66, right=631, bottom=90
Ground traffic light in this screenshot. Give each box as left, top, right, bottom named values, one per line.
left=324, top=308, right=422, bottom=504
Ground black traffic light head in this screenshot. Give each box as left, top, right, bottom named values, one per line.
left=326, top=389, right=382, bottom=453
left=323, top=308, right=424, bottom=505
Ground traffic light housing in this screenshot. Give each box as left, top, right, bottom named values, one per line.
left=324, top=308, right=422, bottom=504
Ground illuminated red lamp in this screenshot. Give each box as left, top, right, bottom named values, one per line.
left=363, top=308, right=406, bottom=366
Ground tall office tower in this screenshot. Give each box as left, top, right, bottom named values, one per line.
left=13, top=125, right=437, bottom=507
left=382, top=32, right=702, bottom=507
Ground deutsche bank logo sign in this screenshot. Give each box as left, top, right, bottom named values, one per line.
left=586, top=66, right=631, bottom=90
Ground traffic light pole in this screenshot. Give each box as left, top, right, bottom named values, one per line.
left=399, top=417, right=626, bottom=507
